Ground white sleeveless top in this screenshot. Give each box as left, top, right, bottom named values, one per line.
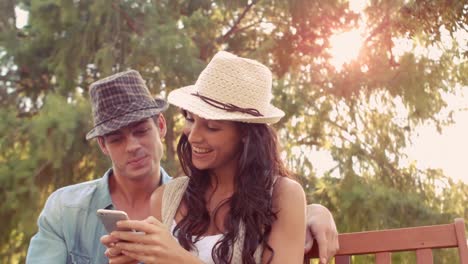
left=170, top=220, right=223, bottom=264
left=162, top=176, right=263, bottom=263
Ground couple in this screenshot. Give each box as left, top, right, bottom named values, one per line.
left=27, top=51, right=338, bottom=263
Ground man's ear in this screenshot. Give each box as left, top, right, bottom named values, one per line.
left=97, top=137, right=109, bottom=156
left=157, top=114, right=167, bottom=139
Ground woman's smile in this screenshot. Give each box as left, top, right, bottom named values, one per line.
left=192, top=146, right=212, bottom=154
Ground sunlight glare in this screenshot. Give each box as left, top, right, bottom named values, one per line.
left=15, top=7, right=28, bottom=29
left=349, top=0, right=368, bottom=13
left=329, top=29, right=364, bottom=71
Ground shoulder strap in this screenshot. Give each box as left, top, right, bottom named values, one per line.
left=231, top=222, right=263, bottom=263
left=161, top=176, right=190, bottom=227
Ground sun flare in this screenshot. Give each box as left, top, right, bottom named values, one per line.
left=328, top=29, right=364, bottom=71
left=327, top=0, right=368, bottom=71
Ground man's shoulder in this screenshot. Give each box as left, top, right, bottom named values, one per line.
left=48, top=177, right=105, bottom=208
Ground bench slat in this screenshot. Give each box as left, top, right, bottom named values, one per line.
left=335, top=255, right=351, bottom=264
left=305, top=218, right=468, bottom=264
left=337, top=223, right=457, bottom=255
left=376, top=252, right=391, bottom=264
left=416, top=248, right=433, bottom=264
left=455, top=219, right=468, bottom=263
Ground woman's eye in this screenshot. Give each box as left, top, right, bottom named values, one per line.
left=184, top=115, right=194, bottom=122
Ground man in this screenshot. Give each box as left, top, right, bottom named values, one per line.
left=26, top=70, right=338, bottom=264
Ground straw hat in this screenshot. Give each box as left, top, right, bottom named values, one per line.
left=167, top=51, right=284, bottom=124
left=86, top=70, right=168, bottom=140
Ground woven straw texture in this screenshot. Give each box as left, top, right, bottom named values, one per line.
left=168, top=51, right=284, bottom=124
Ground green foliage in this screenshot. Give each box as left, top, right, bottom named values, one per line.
left=0, top=0, right=466, bottom=262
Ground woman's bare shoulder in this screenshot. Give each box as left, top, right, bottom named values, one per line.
left=272, top=177, right=306, bottom=208
left=273, top=177, right=304, bottom=195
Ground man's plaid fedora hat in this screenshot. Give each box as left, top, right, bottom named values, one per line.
left=86, top=70, right=168, bottom=140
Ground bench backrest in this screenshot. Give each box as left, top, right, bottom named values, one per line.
left=305, top=218, right=468, bottom=264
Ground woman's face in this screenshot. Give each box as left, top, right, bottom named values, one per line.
left=182, top=111, right=243, bottom=175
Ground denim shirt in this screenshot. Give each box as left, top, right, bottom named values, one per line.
left=26, top=168, right=172, bottom=264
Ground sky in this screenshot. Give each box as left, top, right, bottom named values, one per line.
left=14, top=3, right=468, bottom=183
left=406, top=94, right=468, bottom=183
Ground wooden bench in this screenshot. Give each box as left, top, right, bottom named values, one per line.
left=305, top=218, right=468, bottom=264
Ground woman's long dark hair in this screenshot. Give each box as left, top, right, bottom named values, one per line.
left=175, top=116, right=291, bottom=264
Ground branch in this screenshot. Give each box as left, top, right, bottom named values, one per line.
left=363, top=16, right=389, bottom=45
left=33, top=161, right=52, bottom=183
left=112, top=1, right=142, bottom=36
left=235, top=19, right=263, bottom=34
left=216, top=0, right=258, bottom=44
left=295, top=138, right=321, bottom=146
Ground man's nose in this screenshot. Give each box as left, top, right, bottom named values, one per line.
left=126, top=135, right=141, bottom=153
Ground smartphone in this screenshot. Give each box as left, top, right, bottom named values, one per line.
left=97, top=209, right=134, bottom=233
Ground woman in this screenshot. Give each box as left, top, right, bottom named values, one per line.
left=107, top=51, right=306, bottom=264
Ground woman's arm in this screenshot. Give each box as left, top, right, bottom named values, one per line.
left=263, top=177, right=307, bottom=264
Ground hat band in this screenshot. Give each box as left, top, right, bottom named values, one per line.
left=191, top=92, right=263, bottom=117
left=93, top=106, right=159, bottom=128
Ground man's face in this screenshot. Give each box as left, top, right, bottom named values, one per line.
left=98, top=115, right=166, bottom=181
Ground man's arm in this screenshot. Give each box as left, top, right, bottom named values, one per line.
left=305, top=204, right=339, bottom=264
left=26, top=192, right=68, bottom=264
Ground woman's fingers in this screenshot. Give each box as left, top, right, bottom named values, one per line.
left=105, top=247, right=122, bottom=257
left=121, top=250, right=155, bottom=264
left=144, top=216, right=163, bottom=225
left=116, top=218, right=163, bottom=234
left=111, top=231, right=148, bottom=243
left=116, top=241, right=160, bottom=256
left=108, top=253, right=139, bottom=264
left=111, top=230, right=173, bottom=246
left=101, top=234, right=120, bottom=247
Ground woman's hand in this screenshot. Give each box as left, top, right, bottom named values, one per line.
left=100, top=234, right=138, bottom=264
left=111, top=216, right=203, bottom=264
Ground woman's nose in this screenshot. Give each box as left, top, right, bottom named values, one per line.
left=186, top=122, right=203, bottom=143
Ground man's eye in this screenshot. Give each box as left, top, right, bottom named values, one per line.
left=108, top=136, right=122, bottom=143
left=135, top=128, right=149, bottom=135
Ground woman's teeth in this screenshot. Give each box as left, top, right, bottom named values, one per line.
left=192, top=146, right=211, bottom=154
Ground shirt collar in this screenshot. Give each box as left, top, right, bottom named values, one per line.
left=96, top=167, right=172, bottom=210
left=160, top=166, right=172, bottom=185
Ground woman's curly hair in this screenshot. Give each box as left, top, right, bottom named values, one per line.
left=174, top=113, right=291, bottom=264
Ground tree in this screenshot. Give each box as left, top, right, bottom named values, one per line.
left=0, top=0, right=466, bottom=262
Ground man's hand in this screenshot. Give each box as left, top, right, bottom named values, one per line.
left=305, top=204, right=339, bottom=264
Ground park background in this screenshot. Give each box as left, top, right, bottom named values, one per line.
left=0, top=0, right=467, bottom=263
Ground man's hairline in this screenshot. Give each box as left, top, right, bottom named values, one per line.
left=97, top=114, right=162, bottom=141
